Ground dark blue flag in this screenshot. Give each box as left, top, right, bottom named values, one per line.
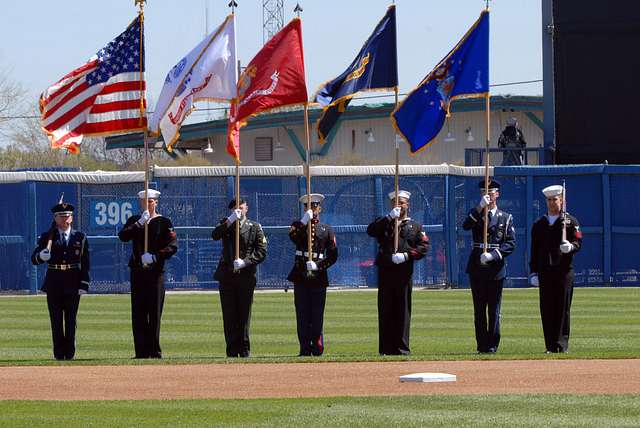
left=392, top=9, right=489, bottom=154
left=314, top=5, right=398, bottom=143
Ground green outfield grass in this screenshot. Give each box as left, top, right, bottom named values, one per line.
left=1, top=395, right=639, bottom=427
left=0, top=287, right=638, bottom=365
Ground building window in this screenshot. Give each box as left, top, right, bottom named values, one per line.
left=255, top=137, right=273, bottom=161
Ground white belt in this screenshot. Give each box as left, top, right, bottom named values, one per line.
left=473, top=243, right=500, bottom=249
left=295, top=250, right=324, bottom=260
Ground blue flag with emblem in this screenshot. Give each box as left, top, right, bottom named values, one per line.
left=314, top=5, right=397, bottom=144
left=392, top=9, right=489, bottom=154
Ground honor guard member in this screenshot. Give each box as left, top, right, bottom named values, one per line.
left=31, top=200, right=90, bottom=360
left=529, top=185, right=582, bottom=353
left=212, top=198, right=267, bottom=358
left=118, top=189, right=178, bottom=359
left=367, top=190, right=430, bottom=355
left=462, top=179, right=516, bottom=354
left=287, top=193, right=338, bottom=356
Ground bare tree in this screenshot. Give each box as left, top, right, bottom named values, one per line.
left=0, top=67, right=27, bottom=140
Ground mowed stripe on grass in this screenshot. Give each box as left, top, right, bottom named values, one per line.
left=0, top=287, right=638, bottom=364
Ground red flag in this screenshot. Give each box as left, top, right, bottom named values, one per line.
left=226, top=100, right=241, bottom=161
left=226, top=18, right=308, bottom=160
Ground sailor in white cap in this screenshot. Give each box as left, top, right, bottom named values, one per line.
left=212, top=198, right=267, bottom=358
left=530, top=184, right=582, bottom=353
left=287, top=193, right=338, bottom=356
left=118, top=188, right=178, bottom=359
left=462, top=179, right=516, bottom=354
left=367, top=189, right=430, bottom=355
left=31, top=197, right=90, bottom=360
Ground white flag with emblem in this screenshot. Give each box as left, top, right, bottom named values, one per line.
left=150, top=14, right=236, bottom=151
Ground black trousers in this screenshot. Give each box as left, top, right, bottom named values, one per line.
left=130, top=269, right=165, bottom=358
left=219, top=278, right=255, bottom=357
left=293, top=283, right=327, bottom=356
left=469, top=276, right=504, bottom=352
left=46, top=292, right=80, bottom=360
left=539, top=270, right=574, bottom=352
left=377, top=267, right=412, bottom=355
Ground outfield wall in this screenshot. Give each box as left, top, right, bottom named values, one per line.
left=1, top=164, right=637, bottom=292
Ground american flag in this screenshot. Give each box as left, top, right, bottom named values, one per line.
left=40, top=16, right=147, bottom=154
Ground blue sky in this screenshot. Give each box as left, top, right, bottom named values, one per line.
left=1, top=0, right=541, bottom=122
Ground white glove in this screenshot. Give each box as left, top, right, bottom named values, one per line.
left=141, top=252, right=155, bottom=265
left=137, top=210, right=150, bottom=226
left=306, top=260, right=318, bottom=271
left=233, top=258, right=246, bottom=270
left=301, top=209, right=313, bottom=226
left=529, top=274, right=539, bottom=287
left=226, top=209, right=241, bottom=225
left=559, top=240, right=573, bottom=254
left=78, top=289, right=87, bottom=296
left=391, top=252, right=407, bottom=264
left=480, top=252, right=494, bottom=264
left=478, top=195, right=491, bottom=209
left=39, top=249, right=51, bottom=262
left=388, top=207, right=401, bottom=219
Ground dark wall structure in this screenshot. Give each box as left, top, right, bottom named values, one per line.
left=552, top=0, right=640, bottom=164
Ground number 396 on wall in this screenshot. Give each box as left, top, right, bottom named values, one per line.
left=92, top=201, right=134, bottom=227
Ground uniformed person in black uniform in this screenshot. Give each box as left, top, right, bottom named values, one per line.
left=212, top=198, right=267, bottom=357
left=529, top=184, right=582, bottom=353
left=287, top=193, right=338, bottom=356
left=462, top=179, right=516, bottom=354
left=118, top=189, right=178, bottom=359
left=367, top=190, right=430, bottom=355
left=31, top=201, right=89, bottom=360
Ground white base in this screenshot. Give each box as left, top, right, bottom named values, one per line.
left=399, top=372, right=457, bottom=383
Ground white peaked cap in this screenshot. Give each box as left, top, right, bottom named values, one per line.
left=542, top=185, right=563, bottom=198
left=388, top=190, right=411, bottom=200
left=299, top=193, right=325, bottom=204
left=137, top=189, right=161, bottom=199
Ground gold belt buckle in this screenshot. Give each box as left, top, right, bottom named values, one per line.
left=60, top=264, right=67, bottom=271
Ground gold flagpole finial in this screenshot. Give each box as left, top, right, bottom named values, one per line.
left=135, top=0, right=146, bottom=12
left=294, top=3, right=303, bottom=18
left=228, top=1, right=238, bottom=13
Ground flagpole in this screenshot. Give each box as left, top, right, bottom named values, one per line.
left=482, top=93, right=490, bottom=253
left=393, top=0, right=400, bottom=253
left=135, top=0, right=149, bottom=254
left=303, top=103, right=313, bottom=266
left=235, top=56, right=241, bottom=267
left=294, top=4, right=313, bottom=268
left=393, top=87, right=400, bottom=253
left=231, top=2, right=240, bottom=267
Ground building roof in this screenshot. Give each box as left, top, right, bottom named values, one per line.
left=106, top=95, right=542, bottom=150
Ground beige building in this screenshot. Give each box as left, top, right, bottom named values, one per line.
left=107, top=95, right=544, bottom=166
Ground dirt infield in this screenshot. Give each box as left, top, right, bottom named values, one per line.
left=1, top=359, right=639, bottom=400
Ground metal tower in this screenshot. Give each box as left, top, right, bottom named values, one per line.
left=262, top=0, right=285, bottom=44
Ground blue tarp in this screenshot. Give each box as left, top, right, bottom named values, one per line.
left=2, top=165, right=637, bottom=293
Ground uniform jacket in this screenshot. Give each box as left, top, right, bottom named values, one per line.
left=462, top=206, right=516, bottom=279
left=211, top=217, right=267, bottom=282
left=529, top=212, right=582, bottom=274
left=118, top=214, right=178, bottom=273
left=366, top=215, right=430, bottom=274
left=287, top=219, right=338, bottom=286
left=31, top=227, right=90, bottom=294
